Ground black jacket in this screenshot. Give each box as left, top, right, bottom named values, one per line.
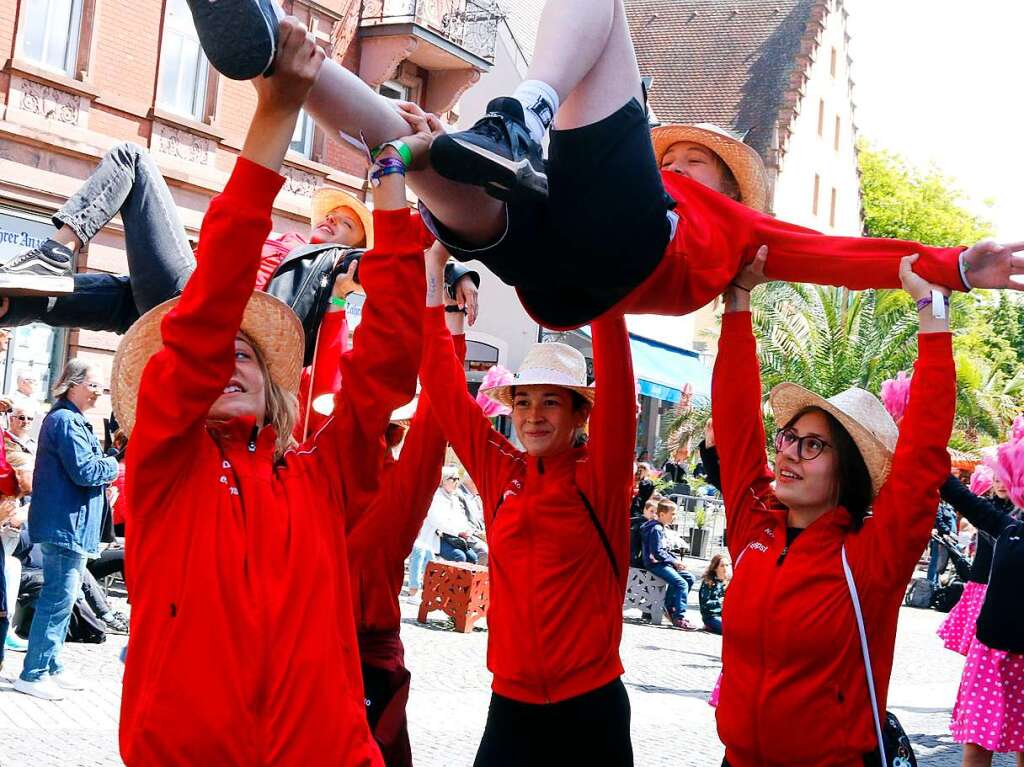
left=940, top=476, right=1024, bottom=652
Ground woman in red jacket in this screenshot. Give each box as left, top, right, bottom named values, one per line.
left=713, top=248, right=956, bottom=767
left=418, top=243, right=637, bottom=766
left=110, top=19, right=429, bottom=766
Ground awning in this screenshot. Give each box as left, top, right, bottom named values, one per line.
left=578, top=328, right=711, bottom=403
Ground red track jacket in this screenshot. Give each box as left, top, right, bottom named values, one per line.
left=119, top=159, right=423, bottom=767
left=530, top=172, right=967, bottom=330
left=420, top=307, right=635, bottom=704
left=712, top=312, right=954, bottom=767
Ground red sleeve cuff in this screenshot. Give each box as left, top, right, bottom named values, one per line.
left=224, top=157, right=286, bottom=210
left=720, top=311, right=753, bottom=335
left=424, top=305, right=447, bottom=333
left=370, top=208, right=420, bottom=253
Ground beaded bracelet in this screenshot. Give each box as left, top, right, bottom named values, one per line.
left=369, top=156, right=407, bottom=187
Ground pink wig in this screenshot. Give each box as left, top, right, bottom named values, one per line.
left=993, top=438, right=1024, bottom=509
left=1012, top=414, right=1024, bottom=442
left=880, top=371, right=912, bottom=424
left=475, top=365, right=513, bottom=417
left=969, top=464, right=994, bottom=496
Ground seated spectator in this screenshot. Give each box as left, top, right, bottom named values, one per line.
left=4, top=398, right=38, bottom=459
left=455, top=474, right=488, bottom=565
left=629, top=498, right=660, bottom=569
left=641, top=499, right=698, bottom=630
left=699, top=554, right=731, bottom=635
left=432, top=468, right=480, bottom=565
left=630, top=462, right=655, bottom=517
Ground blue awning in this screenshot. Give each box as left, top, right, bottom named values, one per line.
left=577, top=328, right=711, bottom=404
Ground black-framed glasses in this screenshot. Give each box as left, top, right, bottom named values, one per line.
left=774, top=428, right=833, bottom=461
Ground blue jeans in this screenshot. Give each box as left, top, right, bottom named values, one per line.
left=2, top=142, right=195, bottom=333
left=647, top=562, right=693, bottom=620
left=19, top=543, right=87, bottom=682
left=927, top=539, right=949, bottom=585
left=703, top=615, right=722, bottom=635
left=408, top=546, right=433, bottom=590
left=440, top=538, right=479, bottom=565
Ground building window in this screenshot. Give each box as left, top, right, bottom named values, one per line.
left=834, top=115, right=841, bottom=151
left=817, top=98, right=825, bottom=137
left=830, top=47, right=838, bottom=78
left=380, top=80, right=409, bottom=101
left=290, top=109, right=315, bottom=158
left=812, top=174, right=821, bottom=216
left=829, top=187, right=837, bottom=228
left=157, top=0, right=211, bottom=120
left=18, top=0, right=85, bottom=76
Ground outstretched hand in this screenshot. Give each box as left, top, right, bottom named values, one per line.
left=961, top=239, right=1024, bottom=291
left=899, top=254, right=948, bottom=301
left=723, top=245, right=769, bottom=312
left=250, top=17, right=324, bottom=113
left=452, top=271, right=479, bottom=326
left=393, top=104, right=445, bottom=170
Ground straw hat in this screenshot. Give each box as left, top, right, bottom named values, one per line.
left=769, top=383, right=899, bottom=495
left=311, top=187, right=374, bottom=248
left=651, top=123, right=770, bottom=213
left=481, top=342, right=594, bottom=408
left=111, top=292, right=304, bottom=436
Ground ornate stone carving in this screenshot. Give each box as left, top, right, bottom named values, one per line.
left=152, top=123, right=212, bottom=166
left=282, top=165, right=318, bottom=199
left=331, top=0, right=363, bottom=61
left=12, top=77, right=82, bottom=126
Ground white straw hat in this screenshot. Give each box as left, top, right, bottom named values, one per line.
left=112, top=292, right=304, bottom=436
left=481, top=342, right=594, bottom=408
left=769, top=383, right=899, bottom=495
left=651, top=123, right=770, bottom=213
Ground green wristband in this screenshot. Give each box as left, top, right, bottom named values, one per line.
left=371, top=140, right=412, bottom=168
left=330, top=296, right=347, bottom=308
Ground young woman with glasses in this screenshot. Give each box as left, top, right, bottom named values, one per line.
left=711, top=247, right=957, bottom=766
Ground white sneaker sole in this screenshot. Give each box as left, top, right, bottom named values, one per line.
left=0, top=274, right=74, bottom=296
left=13, top=678, right=65, bottom=700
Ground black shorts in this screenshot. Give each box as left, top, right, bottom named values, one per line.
left=422, top=98, right=672, bottom=330
left=473, top=678, right=634, bottom=766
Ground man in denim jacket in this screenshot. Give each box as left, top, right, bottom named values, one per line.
left=15, top=359, right=117, bottom=701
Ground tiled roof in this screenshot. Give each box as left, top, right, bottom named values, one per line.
left=626, top=0, right=830, bottom=164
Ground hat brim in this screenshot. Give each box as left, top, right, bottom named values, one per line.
left=111, top=291, right=304, bottom=437
left=769, top=383, right=893, bottom=495
left=481, top=381, right=596, bottom=409
left=311, top=188, right=374, bottom=248
left=651, top=125, right=770, bottom=214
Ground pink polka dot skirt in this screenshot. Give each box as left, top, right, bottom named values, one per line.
left=950, top=634, right=1024, bottom=752
left=937, top=581, right=987, bottom=657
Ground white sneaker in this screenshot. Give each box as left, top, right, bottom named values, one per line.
left=14, top=676, right=65, bottom=700
left=51, top=671, right=88, bottom=691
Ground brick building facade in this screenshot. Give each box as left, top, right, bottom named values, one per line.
left=0, top=0, right=498, bottom=424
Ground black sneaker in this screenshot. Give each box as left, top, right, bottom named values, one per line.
left=0, top=239, right=74, bottom=295
left=430, top=97, right=548, bottom=202
left=184, top=0, right=279, bottom=81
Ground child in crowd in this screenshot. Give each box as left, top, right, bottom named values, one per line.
left=641, top=499, right=698, bottom=631
left=699, top=554, right=731, bottom=636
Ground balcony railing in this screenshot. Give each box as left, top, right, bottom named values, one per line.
left=361, top=0, right=502, bottom=63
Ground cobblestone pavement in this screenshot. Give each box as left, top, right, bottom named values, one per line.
left=1, top=588, right=1018, bottom=766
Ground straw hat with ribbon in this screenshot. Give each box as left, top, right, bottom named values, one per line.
left=481, top=342, right=594, bottom=409
left=311, top=187, right=375, bottom=248
left=769, top=383, right=899, bottom=496
left=651, top=123, right=770, bottom=213
left=111, top=292, right=304, bottom=436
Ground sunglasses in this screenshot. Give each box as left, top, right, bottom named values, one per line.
left=13, top=415, right=33, bottom=422
left=774, top=428, right=833, bottom=461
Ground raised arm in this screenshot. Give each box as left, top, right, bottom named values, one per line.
left=856, top=257, right=956, bottom=583
left=713, top=252, right=775, bottom=558
left=129, top=20, right=321, bottom=514
left=420, top=243, right=519, bottom=515
left=581, top=312, right=636, bottom=570
left=940, top=475, right=1017, bottom=540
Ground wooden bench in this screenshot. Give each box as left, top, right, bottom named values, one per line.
left=417, top=560, right=490, bottom=633
left=623, top=567, right=668, bottom=625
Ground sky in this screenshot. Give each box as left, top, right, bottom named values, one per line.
left=845, top=0, right=1024, bottom=241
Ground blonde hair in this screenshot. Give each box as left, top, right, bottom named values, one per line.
left=244, top=333, right=299, bottom=463
left=656, top=499, right=677, bottom=517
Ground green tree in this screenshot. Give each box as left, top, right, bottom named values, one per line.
left=858, top=141, right=993, bottom=246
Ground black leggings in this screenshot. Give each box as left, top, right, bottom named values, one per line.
left=474, top=678, right=633, bottom=767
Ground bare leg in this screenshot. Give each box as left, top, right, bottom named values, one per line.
left=304, top=59, right=504, bottom=244
left=962, top=744, right=994, bottom=767
left=51, top=225, right=83, bottom=254
left=529, top=0, right=643, bottom=130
